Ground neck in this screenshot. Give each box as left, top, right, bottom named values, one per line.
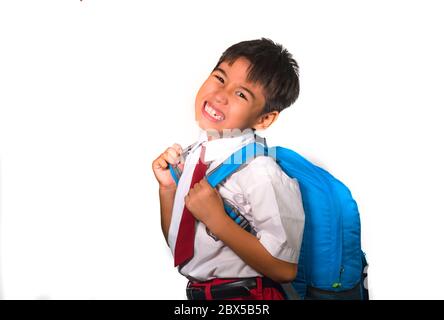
left=203, top=128, right=256, bottom=141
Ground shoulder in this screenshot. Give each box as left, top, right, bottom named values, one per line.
left=230, top=155, right=299, bottom=192
left=244, top=155, right=281, bottom=174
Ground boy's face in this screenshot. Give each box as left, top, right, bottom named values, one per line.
left=195, top=57, right=267, bottom=134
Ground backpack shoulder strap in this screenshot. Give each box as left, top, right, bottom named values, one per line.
left=206, top=139, right=268, bottom=188
left=169, top=136, right=268, bottom=187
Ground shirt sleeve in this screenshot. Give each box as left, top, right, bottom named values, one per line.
left=234, top=156, right=305, bottom=263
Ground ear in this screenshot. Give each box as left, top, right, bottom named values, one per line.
left=252, top=111, right=279, bottom=130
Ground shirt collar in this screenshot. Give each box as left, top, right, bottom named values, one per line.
left=192, top=128, right=256, bottom=164
left=189, top=128, right=209, bottom=154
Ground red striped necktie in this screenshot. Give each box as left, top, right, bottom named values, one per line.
left=174, top=145, right=208, bottom=267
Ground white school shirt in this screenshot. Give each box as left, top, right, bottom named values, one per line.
left=167, top=129, right=305, bottom=282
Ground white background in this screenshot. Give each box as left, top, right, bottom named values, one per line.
left=0, top=0, right=443, bottom=299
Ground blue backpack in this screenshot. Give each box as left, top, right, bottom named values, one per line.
left=169, top=137, right=369, bottom=300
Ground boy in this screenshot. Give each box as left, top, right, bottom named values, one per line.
left=152, top=38, right=305, bottom=300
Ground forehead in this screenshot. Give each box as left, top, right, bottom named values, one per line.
left=218, top=57, right=253, bottom=81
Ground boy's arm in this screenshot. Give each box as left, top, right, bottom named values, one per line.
left=159, top=185, right=176, bottom=243
left=209, top=209, right=297, bottom=283
left=152, top=143, right=183, bottom=244
left=185, top=179, right=297, bottom=283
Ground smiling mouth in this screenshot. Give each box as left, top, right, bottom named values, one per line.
left=202, top=101, right=225, bottom=122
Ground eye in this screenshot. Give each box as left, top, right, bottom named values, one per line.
left=236, top=91, right=248, bottom=101
left=213, top=75, right=224, bottom=84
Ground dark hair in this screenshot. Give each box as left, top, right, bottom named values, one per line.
left=213, top=38, right=300, bottom=115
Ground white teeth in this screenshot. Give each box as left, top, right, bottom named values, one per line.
left=204, top=103, right=224, bottom=121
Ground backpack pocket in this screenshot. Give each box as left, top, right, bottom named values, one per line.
left=305, top=252, right=369, bottom=300
left=305, top=283, right=362, bottom=300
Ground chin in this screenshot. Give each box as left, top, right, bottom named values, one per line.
left=198, top=122, right=220, bottom=131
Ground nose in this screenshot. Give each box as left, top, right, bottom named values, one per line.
left=214, top=88, right=228, bottom=105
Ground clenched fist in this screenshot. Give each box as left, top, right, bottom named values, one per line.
left=185, top=179, right=226, bottom=227
left=152, top=143, right=184, bottom=190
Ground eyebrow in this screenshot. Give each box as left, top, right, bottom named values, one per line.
left=213, top=67, right=256, bottom=100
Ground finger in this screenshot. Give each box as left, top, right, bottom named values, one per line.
left=163, top=149, right=179, bottom=165
left=192, top=182, right=201, bottom=190
left=167, top=147, right=183, bottom=165
left=171, top=143, right=183, bottom=155
left=166, top=147, right=180, bottom=158
left=198, top=179, right=210, bottom=190
left=199, top=179, right=209, bottom=187
left=154, top=157, right=168, bottom=170
left=171, top=144, right=185, bottom=165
